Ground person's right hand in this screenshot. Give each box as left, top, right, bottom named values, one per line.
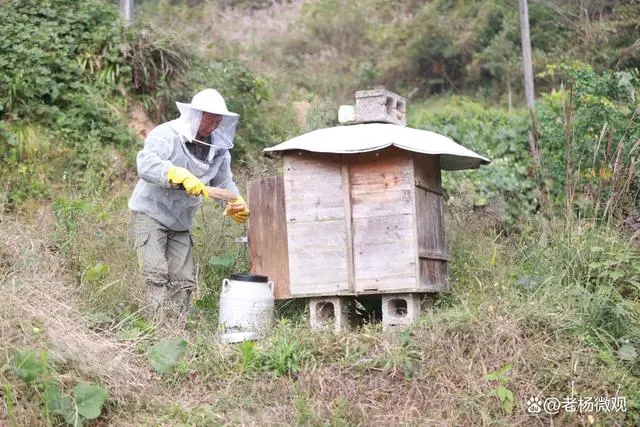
left=167, top=166, right=207, bottom=198
left=223, top=195, right=250, bottom=224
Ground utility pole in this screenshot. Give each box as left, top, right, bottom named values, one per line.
left=120, top=0, right=134, bottom=24
left=519, top=0, right=535, bottom=108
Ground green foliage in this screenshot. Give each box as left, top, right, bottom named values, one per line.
left=208, top=253, right=236, bottom=269
left=7, top=349, right=49, bottom=383
left=411, top=64, right=640, bottom=227
left=236, top=340, right=260, bottom=374
left=303, top=99, right=339, bottom=133
left=263, top=336, right=310, bottom=376
left=0, top=0, right=138, bottom=207
left=122, top=23, right=189, bottom=97
left=83, top=262, right=110, bottom=283
left=73, top=382, right=108, bottom=420
left=485, top=364, right=515, bottom=414
left=378, top=330, right=422, bottom=380
left=0, top=122, right=61, bottom=207
left=148, top=337, right=188, bottom=373
left=262, top=322, right=312, bottom=376
left=293, top=392, right=313, bottom=426
left=0, top=0, right=133, bottom=143
left=3, top=348, right=108, bottom=426
left=536, top=63, right=640, bottom=219
left=410, top=97, right=535, bottom=226
left=45, top=383, right=78, bottom=426
left=0, top=0, right=286, bottom=211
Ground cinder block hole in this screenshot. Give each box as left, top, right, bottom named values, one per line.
left=385, top=97, right=396, bottom=114
left=353, top=295, right=382, bottom=326
left=388, top=299, right=408, bottom=316
left=396, top=100, right=406, bottom=113
left=317, top=302, right=335, bottom=322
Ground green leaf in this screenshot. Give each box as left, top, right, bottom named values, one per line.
left=45, top=383, right=80, bottom=427
left=73, top=382, right=107, bottom=420
left=473, top=196, right=487, bottom=207
left=608, top=270, right=625, bottom=280
left=10, top=349, right=47, bottom=383
left=116, top=327, right=142, bottom=341
left=208, top=254, right=235, bottom=268
left=503, top=398, right=514, bottom=414
left=84, top=262, right=109, bottom=282
left=496, top=385, right=509, bottom=402
left=148, top=337, right=188, bottom=373
left=485, top=363, right=512, bottom=382
left=618, top=344, right=637, bottom=361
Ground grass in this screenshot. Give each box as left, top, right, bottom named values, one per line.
left=1, top=180, right=639, bottom=425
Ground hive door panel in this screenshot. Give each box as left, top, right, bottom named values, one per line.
left=413, top=154, right=449, bottom=291
left=284, top=155, right=350, bottom=296
left=248, top=175, right=291, bottom=299
left=352, top=214, right=417, bottom=292
left=348, top=150, right=418, bottom=293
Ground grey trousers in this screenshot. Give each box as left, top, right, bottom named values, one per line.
left=131, top=211, right=195, bottom=316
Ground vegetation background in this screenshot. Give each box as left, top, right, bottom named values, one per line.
left=1, top=0, right=640, bottom=425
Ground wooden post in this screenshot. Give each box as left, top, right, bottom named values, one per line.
left=519, top=0, right=535, bottom=109
left=120, top=0, right=134, bottom=24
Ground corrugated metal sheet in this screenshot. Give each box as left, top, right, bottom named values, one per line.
left=263, top=123, right=491, bottom=171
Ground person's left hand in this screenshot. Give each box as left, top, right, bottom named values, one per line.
left=223, top=195, right=250, bottom=224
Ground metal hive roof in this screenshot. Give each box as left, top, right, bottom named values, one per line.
left=263, top=123, right=491, bottom=171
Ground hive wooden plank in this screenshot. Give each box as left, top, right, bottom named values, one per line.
left=284, top=154, right=350, bottom=296
left=349, top=149, right=414, bottom=197
left=352, top=214, right=414, bottom=246
left=287, top=220, right=350, bottom=293
left=352, top=214, right=417, bottom=292
left=347, top=149, right=419, bottom=293
left=412, top=153, right=449, bottom=291
left=413, top=154, right=442, bottom=194
left=349, top=149, right=414, bottom=219
left=284, top=154, right=345, bottom=222
left=341, top=162, right=355, bottom=293
left=355, top=275, right=418, bottom=293
left=247, top=175, right=290, bottom=300
left=418, top=258, right=448, bottom=291
left=351, top=189, right=413, bottom=218
left=415, top=187, right=446, bottom=255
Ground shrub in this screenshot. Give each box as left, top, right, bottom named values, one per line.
left=410, top=97, right=535, bottom=227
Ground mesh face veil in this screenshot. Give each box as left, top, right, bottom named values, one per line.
left=170, top=89, right=239, bottom=150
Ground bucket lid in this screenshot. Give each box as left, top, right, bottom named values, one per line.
left=230, top=273, right=269, bottom=283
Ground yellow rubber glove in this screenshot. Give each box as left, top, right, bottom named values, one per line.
left=167, top=166, right=208, bottom=198
left=223, top=195, right=250, bottom=224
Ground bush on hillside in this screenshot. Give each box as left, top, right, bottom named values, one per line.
left=260, top=0, right=640, bottom=99
left=0, top=0, right=137, bottom=142
left=0, top=0, right=287, bottom=207
left=412, top=64, right=640, bottom=227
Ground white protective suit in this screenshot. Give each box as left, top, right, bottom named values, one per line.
left=128, top=89, right=241, bottom=231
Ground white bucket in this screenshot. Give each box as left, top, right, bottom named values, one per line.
left=219, top=273, right=274, bottom=344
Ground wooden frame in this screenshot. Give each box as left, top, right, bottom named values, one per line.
left=248, top=147, right=449, bottom=300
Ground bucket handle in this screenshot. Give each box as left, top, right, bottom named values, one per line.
left=222, top=278, right=231, bottom=293
left=268, top=281, right=274, bottom=295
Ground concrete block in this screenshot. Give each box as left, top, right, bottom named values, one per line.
left=309, top=296, right=351, bottom=332
left=355, top=89, right=406, bottom=126
left=381, top=293, right=421, bottom=329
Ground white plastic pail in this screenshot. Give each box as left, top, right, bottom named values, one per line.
left=219, top=273, right=274, bottom=343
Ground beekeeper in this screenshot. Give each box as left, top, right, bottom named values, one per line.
left=128, top=88, right=249, bottom=316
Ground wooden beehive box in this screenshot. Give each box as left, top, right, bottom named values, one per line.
left=248, top=91, right=489, bottom=301
left=248, top=147, right=448, bottom=300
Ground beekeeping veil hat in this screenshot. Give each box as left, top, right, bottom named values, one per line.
left=170, top=88, right=239, bottom=149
